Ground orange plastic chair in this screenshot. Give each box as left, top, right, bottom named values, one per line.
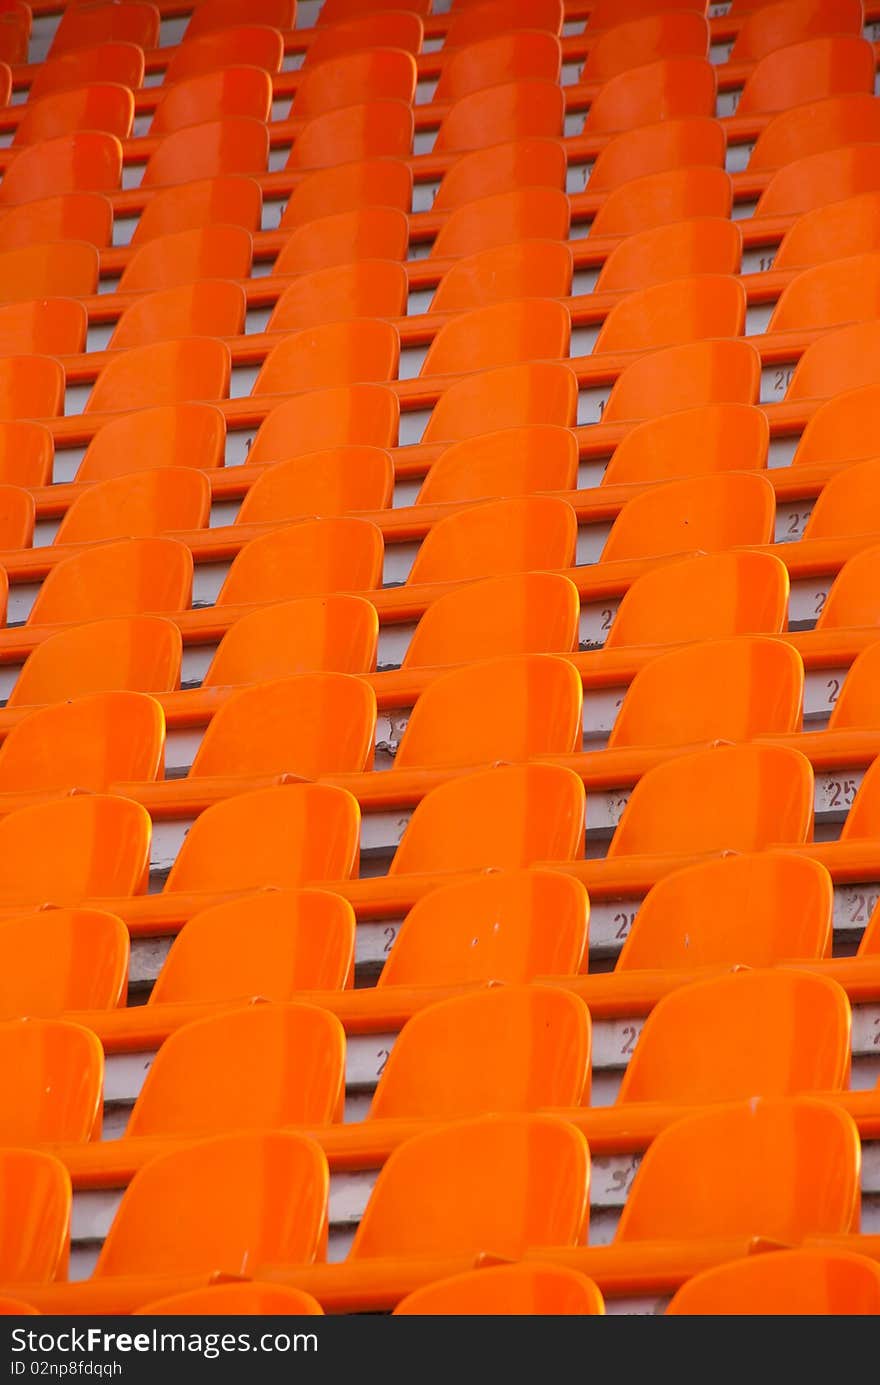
left=770, top=252, right=880, bottom=332
left=150, top=888, right=355, bottom=1005
left=434, top=80, right=564, bottom=156
left=787, top=319, right=880, bottom=400
left=608, top=636, right=803, bottom=748
left=584, top=57, right=716, bottom=135
left=431, top=138, right=567, bottom=215
left=77, top=403, right=226, bottom=483
left=407, top=496, right=577, bottom=586
left=589, top=167, right=733, bottom=238
left=278, top=158, right=412, bottom=230
left=0, top=1150, right=70, bottom=1284
left=443, top=0, right=561, bottom=46
left=421, top=299, right=570, bottom=378
left=617, top=970, right=851, bottom=1105
left=585, top=12, right=709, bottom=81
left=203, top=594, right=378, bottom=686
left=268, top=261, right=408, bottom=332
left=286, top=100, right=414, bottom=171
left=403, top=572, right=580, bottom=669
left=417, top=425, right=578, bottom=506
left=13, top=84, right=134, bottom=146
left=131, top=175, right=263, bottom=245
left=164, top=28, right=285, bottom=84
left=149, top=68, right=273, bottom=137
left=0, top=690, right=164, bottom=793
left=0, top=192, right=113, bottom=253
left=604, top=404, right=767, bottom=484
left=431, top=187, right=570, bottom=260
left=9, top=616, right=182, bottom=707
left=0, top=421, right=52, bottom=489
left=396, top=654, right=582, bottom=771
left=423, top=361, right=578, bottom=445
left=0, top=299, right=86, bottom=356
left=135, top=1283, right=324, bottom=1316
left=430, top=240, right=573, bottom=314
left=803, top=457, right=880, bottom=539
left=0, top=484, right=33, bottom=548
left=594, top=274, right=745, bottom=354
left=667, top=1248, right=880, bottom=1315
left=395, top=1263, right=604, bottom=1316
left=118, top=224, right=253, bottom=293
left=163, top=783, right=360, bottom=894
left=27, top=537, right=193, bottom=626
left=737, top=35, right=876, bottom=117
left=587, top=118, right=726, bottom=196
left=236, top=446, right=393, bottom=524
left=828, top=641, right=880, bottom=730
left=370, top=985, right=590, bottom=1120
left=0, top=1018, right=104, bottom=1143
left=838, top=749, right=880, bottom=840
left=304, top=12, right=423, bottom=65
left=0, top=355, right=64, bottom=420
left=216, top=517, right=384, bottom=606
left=273, top=207, right=410, bottom=275
left=602, top=339, right=761, bottom=423
left=142, top=118, right=269, bottom=187
left=607, top=743, right=814, bottom=858
left=184, top=0, right=295, bottom=37
left=0, top=241, right=99, bottom=301
left=433, top=32, right=561, bottom=103
left=379, top=869, right=589, bottom=987
left=85, top=338, right=231, bottom=413
left=126, top=1004, right=346, bottom=1137
left=292, top=49, right=417, bottom=121
left=816, top=545, right=880, bottom=630
left=756, top=146, right=880, bottom=220
left=730, top=0, right=863, bottom=63
left=749, top=94, right=880, bottom=175
left=0, top=132, right=122, bottom=206
left=614, top=1098, right=860, bottom=1243
left=775, top=191, right=880, bottom=272
left=0, top=794, right=151, bottom=906
left=49, top=2, right=159, bottom=57
left=54, top=468, right=211, bottom=545
left=28, top=42, right=145, bottom=102
left=93, top=1132, right=328, bottom=1280
left=110, top=282, right=247, bottom=350
left=349, top=1114, right=588, bottom=1261
left=389, top=763, right=585, bottom=877
left=188, top=673, right=376, bottom=779
left=601, top=476, right=777, bottom=564
left=617, top=852, right=833, bottom=970
left=596, top=219, right=741, bottom=292
left=0, top=907, right=130, bottom=1017
left=251, top=319, right=400, bottom=396
left=248, top=384, right=398, bottom=466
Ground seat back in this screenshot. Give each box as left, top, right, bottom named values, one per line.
left=132, top=175, right=263, bottom=244
left=603, top=339, right=761, bottom=422
left=597, top=217, right=741, bottom=291
left=0, top=1018, right=104, bottom=1143
left=119, top=224, right=253, bottom=292
left=395, top=1263, right=604, bottom=1316
left=666, top=1248, right=880, bottom=1316
left=268, top=261, right=408, bottom=332
left=604, top=404, right=768, bottom=485
left=252, top=319, right=400, bottom=396
left=0, top=794, right=151, bottom=906
left=737, top=35, right=875, bottom=117
left=275, top=207, right=410, bottom=276
left=55, top=468, right=211, bottom=545
left=286, top=100, right=414, bottom=171
left=204, top=594, right=378, bottom=685
left=216, top=517, right=384, bottom=605
left=77, top=403, right=226, bottom=483
left=403, top=571, right=580, bottom=669
left=278, top=158, right=412, bottom=229
left=85, top=338, right=231, bottom=413
left=248, top=385, right=399, bottom=464
left=585, top=57, right=717, bottom=134
left=431, top=187, right=570, bottom=259
left=804, top=458, right=880, bottom=539
left=0, top=908, right=130, bottom=1017
left=434, top=80, right=565, bottom=155
left=29, top=537, right=193, bottom=625
left=407, top=496, right=577, bottom=585
left=430, top=239, right=573, bottom=313
left=237, top=446, right=393, bottom=524
left=421, top=298, right=571, bottom=377
left=142, top=117, right=269, bottom=187
left=417, top=425, right=578, bottom=506
left=9, top=616, right=182, bottom=707
left=0, top=691, right=165, bottom=793
left=0, top=1149, right=71, bottom=1284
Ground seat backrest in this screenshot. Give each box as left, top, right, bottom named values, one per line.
left=13, top=83, right=134, bottom=146
left=134, top=1283, right=324, bottom=1315
left=592, top=165, right=733, bottom=238
left=828, top=641, right=880, bottom=730
left=417, top=425, right=578, bottom=506
left=395, top=654, right=583, bottom=770
left=749, top=94, right=880, bottom=177
left=278, top=158, right=412, bottom=229
left=0, top=690, right=165, bottom=793
left=131, top=175, right=263, bottom=245
left=379, top=868, right=589, bottom=986
left=602, top=339, right=761, bottom=422
left=604, top=404, right=768, bottom=485
left=142, top=117, right=269, bottom=187
left=839, top=752, right=880, bottom=840
left=596, top=217, right=741, bottom=291
left=594, top=274, right=745, bottom=354
left=251, top=319, right=400, bottom=396
left=443, top=0, right=562, bottom=46
left=617, top=852, right=833, bottom=970
left=407, top=496, right=577, bottom=585
left=787, top=319, right=880, bottom=400
left=249, top=384, right=399, bottom=465
left=389, top=763, right=585, bottom=876
left=165, top=27, right=285, bottom=83
left=126, top=1003, right=347, bottom=1136
left=349, top=1114, right=589, bottom=1260
left=77, top=403, right=226, bottom=483
left=403, top=571, right=580, bottom=669
left=0, top=191, right=114, bottom=253
left=430, top=240, right=573, bottom=313
left=292, top=49, right=417, bottom=120
left=0, top=1149, right=71, bottom=1284
left=0, top=907, right=130, bottom=1018
left=237, top=445, right=393, bottom=524
left=216, top=517, right=384, bottom=606
left=183, top=0, right=294, bottom=38
left=9, top=615, right=182, bottom=708
left=55, top=467, right=211, bottom=545
left=0, top=131, right=122, bottom=205
left=164, top=783, right=360, bottom=893
left=589, top=119, right=726, bottom=198
left=804, top=457, right=880, bottom=539
left=584, top=11, right=709, bottom=81
left=430, top=187, right=571, bottom=259
left=0, top=483, right=34, bottom=549
left=432, top=138, right=566, bottom=214
left=0, top=240, right=99, bottom=300
left=204, top=594, right=378, bottom=686
left=29, top=43, right=145, bottom=102
left=150, top=888, right=356, bottom=1005
left=28, top=537, right=193, bottom=625
left=730, top=0, right=863, bottom=63
left=424, top=361, right=578, bottom=445
left=0, top=298, right=87, bottom=356
left=94, top=1132, right=329, bottom=1278
left=268, top=260, right=408, bottom=332
left=584, top=57, right=716, bottom=134
left=112, top=280, right=247, bottom=349
left=0, top=1018, right=104, bottom=1143
left=434, top=80, right=565, bottom=155
left=50, top=1, right=159, bottom=56
left=817, top=544, right=880, bottom=630
left=369, top=985, right=591, bottom=1119
left=614, top=1098, right=861, bottom=1242
left=421, top=298, right=571, bottom=377
left=0, top=794, right=151, bottom=906
left=598, top=476, right=776, bottom=562
left=0, top=420, right=53, bottom=488
left=770, top=252, right=880, bottom=332
left=274, top=206, right=410, bottom=275
left=737, top=35, right=875, bottom=118
left=0, top=355, right=65, bottom=420
left=307, top=11, right=423, bottom=63
left=757, top=145, right=880, bottom=219
left=149, top=67, right=273, bottom=136
left=119, top=224, right=253, bottom=292
left=286, top=100, right=414, bottom=171
left=85, top=338, right=231, bottom=414
left=617, top=970, right=851, bottom=1104
left=607, top=743, right=814, bottom=858
left=666, top=1248, right=880, bottom=1316
left=775, top=190, right=880, bottom=270
left=189, top=673, right=376, bottom=779
left=433, top=31, right=562, bottom=103
left=795, top=382, right=880, bottom=467
left=395, top=1263, right=604, bottom=1316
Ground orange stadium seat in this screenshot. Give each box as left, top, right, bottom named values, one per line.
left=236, top=447, right=393, bottom=523
left=422, top=362, right=578, bottom=444
left=27, top=537, right=193, bottom=626
left=430, top=242, right=574, bottom=313
left=76, top=404, right=226, bottom=483
left=278, top=159, right=413, bottom=229
left=0, top=300, right=88, bottom=356
left=202, top=594, right=378, bottom=685
left=54, top=469, right=211, bottom=545
left=267, top=262, right=409, bottom=332
left=183, top=0, right=295, bottom=38
left=431, top=139, right=566, bottom=213
left=28, top=43, right=145, bottom=102
left=85, top=338, right=231, bottom=413
left=49, top=2, right=160, bottom=58
left=431, top=187, right=571, bottom=259
left=110, top=282, right=247, bottom=350
left=421, top=298, right=570, bottom=376
left=149, top=69, right=273, bottom=137
left=13, top=85, right=134, bottom=147
left=416, top=425, right=578, bottom=506
left=164, top=29, right=285, bottom=84
left=583, top=12, right=709, bottom=81
left=402, top=572, right=580, bottom=669
left=0, top=1018, right=104, bottom=1144
left=0, top=193, right=114, bottom=253
left=406, top=496, right=577, bottom=585
left=136, top=1284, right=324, bottom=1316
left=0, top=421, right=53, bottom=489
left=666, top=1250, right=880, bottom=1316
left=118, top=225, right=254, bottom=292
left=215, top=517, right=384, bottom=606
left=433, top=32, right=562, bottom=103
left=0, top=133, right=122, bottom=206
left=304, top=12, right=423, bottom=65
left=590, top=167, right=733, bottom=238
left=748, top=95, right=880, bottom=175
left=291, top=51, right=418, bottom=120
left=142, top=119, right=270, bottom=187
left=131, top=177, right=263, bottom=245
left=600, top=477, right=777, bottom=563
left=247, top=385, right=399, bottom=465
left=603, top=404, right=768, bottom=483
left=736, top=35, right=876, bottom=118
left=0, top=794, right=150, bottom=907
left=0, top=1150, right=70, bottom=1284
left=395, top=1264, right=605, bottom=1317
left=274, top=208, right=410, bottom=275
left=595, top=218, right=741, bottom=291
left=601, top=339, right=761, bottom=422
left=0, top=690, right=164, bottom=793
left=584, top=58, right=717, bottom=135
left=8, top=617, right=183, bottom=707
left=286, top=102, right=414, bottom=171
left=251, top=320, right=400, bottom=396
left=0, top=908, right=130, bottom=1019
